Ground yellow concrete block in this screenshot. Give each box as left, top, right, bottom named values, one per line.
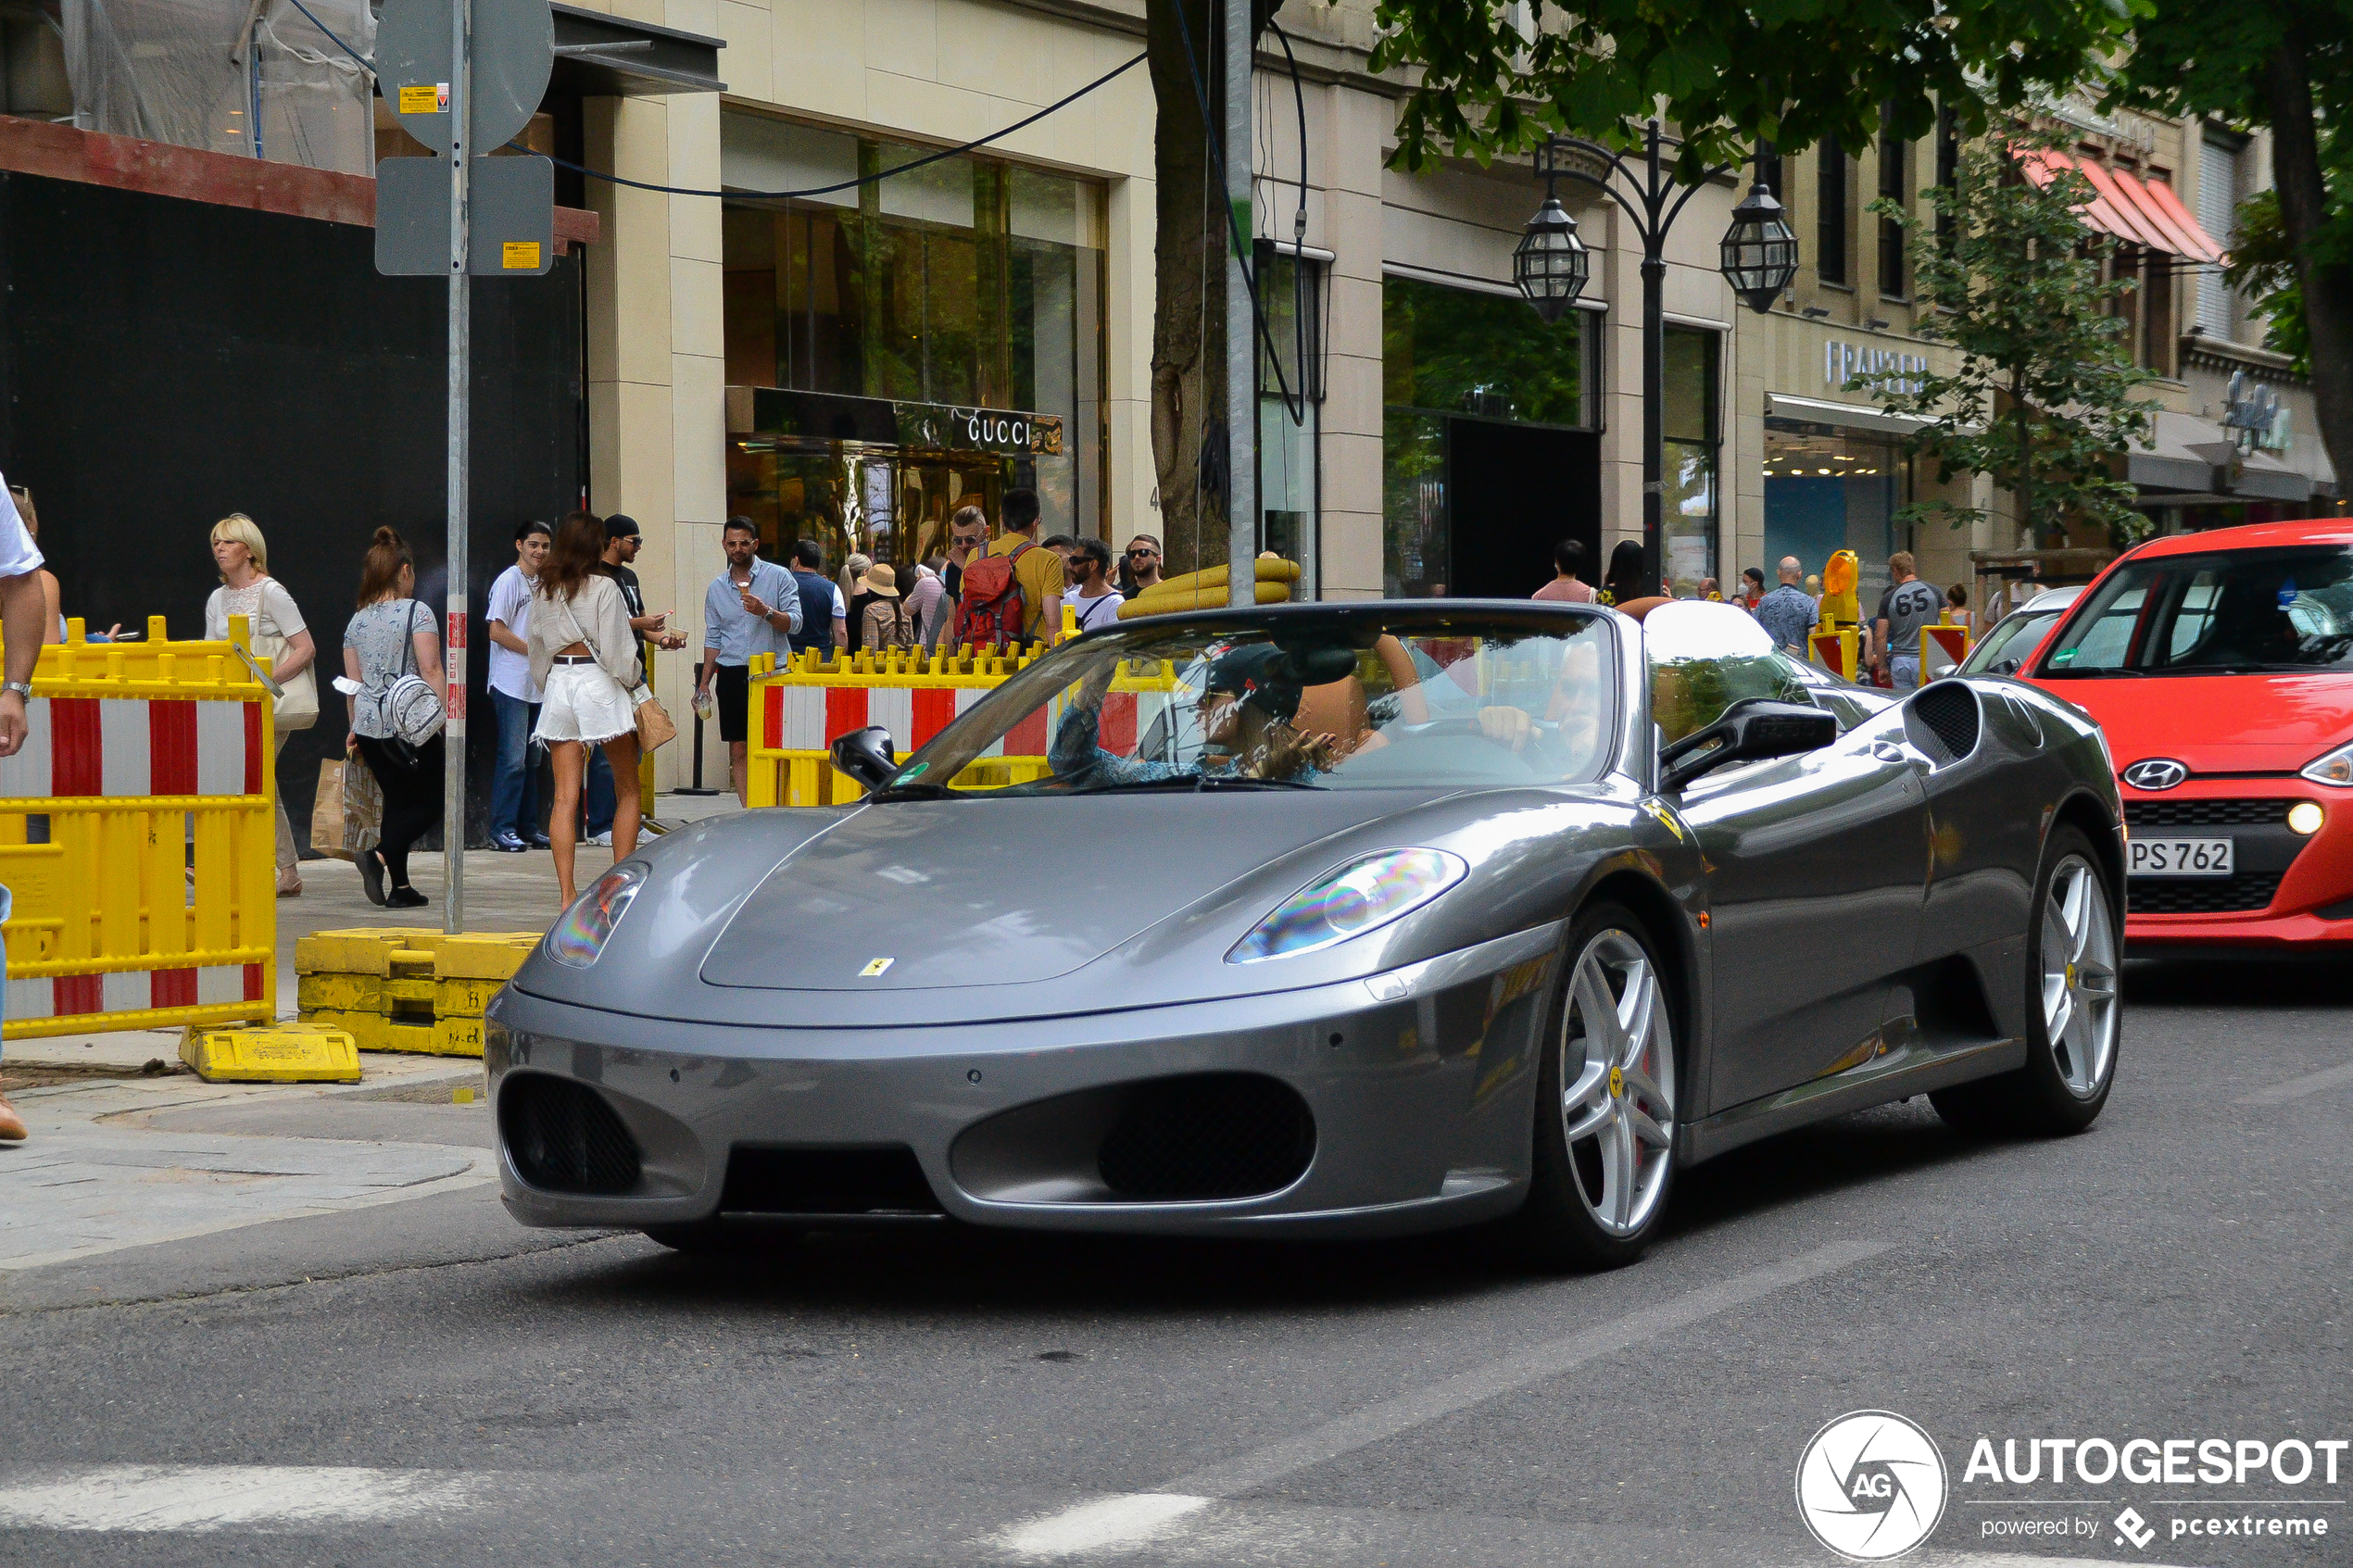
left=305, top=1008, right=487, bottom=1059
left=296, top=928, right=539, bottom=980
left=180, top=1022, right=361, bottom=1084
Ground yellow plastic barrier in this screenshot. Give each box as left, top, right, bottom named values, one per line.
left=296, top=927, right=539, bottom=1057
left=745, top=644, right=1182, bottom=808
left=1, top=615, right=277, bottom=1040
left=1117, top=557, right=1300, bottom=619
left=181, top=1021, right=360, bottom=1084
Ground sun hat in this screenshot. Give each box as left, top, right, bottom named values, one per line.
left=864, top=562, right=900, bottom=597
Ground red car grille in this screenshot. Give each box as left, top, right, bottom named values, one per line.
left=2124, top=799, right=2293, bottom=828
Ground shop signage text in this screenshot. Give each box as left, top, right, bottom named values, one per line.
left=1827, top=341, right=1928, bottom=397
left=898, top=405, right=1064, bottom=458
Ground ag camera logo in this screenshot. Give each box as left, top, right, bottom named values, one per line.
left=1796, top=1411, right=1949, bottom=1560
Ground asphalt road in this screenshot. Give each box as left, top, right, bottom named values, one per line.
left=3, top=960, right=2347, bottom=1568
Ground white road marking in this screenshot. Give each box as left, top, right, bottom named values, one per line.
left=2238, top=1058, right=2353, bottom=1106
left=995, top=1237, right=1888, bottom=1559
left=0, top=1464, right=490, bottom=1533
left=998, top=1494, right=1213, bottom=1559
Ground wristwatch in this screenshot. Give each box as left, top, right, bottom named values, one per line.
left=2, top=681, right=31, bottom=700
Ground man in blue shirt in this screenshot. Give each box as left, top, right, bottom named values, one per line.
left=697, top=518, right=802, bottom=805
left=786, top=539, right=847, bottom=658
left=1755, top=556, right=1818, bottom=657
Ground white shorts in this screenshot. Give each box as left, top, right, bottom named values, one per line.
left=535, top=661, right=636, bottom=746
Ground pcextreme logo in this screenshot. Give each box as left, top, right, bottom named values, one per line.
left=1795, top=1411, right=1950, bottom=1561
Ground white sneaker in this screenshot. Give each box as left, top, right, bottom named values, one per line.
left=585, top=831, right=613, bottom=847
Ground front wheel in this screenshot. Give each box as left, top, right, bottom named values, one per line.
left=1510, top=904, right=1680, bottom=1270
left=1931, top=825, right=2120, bottom=1135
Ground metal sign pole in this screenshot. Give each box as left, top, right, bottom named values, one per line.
left=1223, top=0, right=1254, bottom=596
left=443, top=0, right=472, bottom=934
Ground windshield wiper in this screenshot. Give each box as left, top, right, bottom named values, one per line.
left=865, top=782, right=956, bottom=802
left=1196, top=775, right=1324, bottom=791
left=1062, top=773, right=1326, bottom=796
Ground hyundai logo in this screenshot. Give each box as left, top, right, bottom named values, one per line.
left=2123, top=759, right=2189, bottom=791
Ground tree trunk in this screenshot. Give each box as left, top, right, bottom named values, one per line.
left=1147, top=0, right=1226, bottom=579
left=2262, top=37, right=2353, bottom=495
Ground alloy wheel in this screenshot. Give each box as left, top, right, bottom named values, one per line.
left=1560, top=929, right=1676, bottom=1237
left=2042, top=855, right=2119, bottom=1098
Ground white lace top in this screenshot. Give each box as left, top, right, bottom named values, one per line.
left=204, top=577, right=307, bottom=644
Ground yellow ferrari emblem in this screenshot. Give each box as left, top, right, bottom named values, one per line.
left=1608, top=1064, right=1624, bottom=1098
left=859, top=957, right=895, bottom=977
left=2065, top=963, right=2076, bottom=987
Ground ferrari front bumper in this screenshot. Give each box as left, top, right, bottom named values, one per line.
left=484, top=923, right=1562, bottom=1240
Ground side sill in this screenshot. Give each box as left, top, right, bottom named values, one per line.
left=1682, top=1035, right=2025, bottom=1165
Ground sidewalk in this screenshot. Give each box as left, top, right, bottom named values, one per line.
left=0, top=794, right=742, bottom=1273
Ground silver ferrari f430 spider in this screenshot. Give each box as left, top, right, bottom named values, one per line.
left=486, top=598, right=2122, bottom=1267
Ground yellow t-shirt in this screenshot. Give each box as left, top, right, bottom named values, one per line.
left=988, top=532, right=1064, bottom=641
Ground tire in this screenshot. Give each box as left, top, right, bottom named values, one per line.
left=1931, top=825, right=2120, bottom=1136
left=1510, top=902, right=1682, bottom=1270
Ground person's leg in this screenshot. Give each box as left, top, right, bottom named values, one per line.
left=0, top=884, right=20, bottom=1141
left=585, top=746, right=615, bottom=839
left=602, top=733, right=643, bottom=861
left=716, top=663, right=749, bottom=806
left=375, top=739, right=441, bottom=895
left=729, top=741, right=749, bottom=807
left=271, top=731, right=301, bottom=893
left=488, top=688, right=528, bottom=843
left=548, top=739, right=585, bottom=905
left=522, top=701, right=545, bottom=844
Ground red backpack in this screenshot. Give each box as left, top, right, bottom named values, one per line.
left=955, top=541, right=1033, bottom=648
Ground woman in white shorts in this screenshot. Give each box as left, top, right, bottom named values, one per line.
left=529, top=510, right=644, bottom=904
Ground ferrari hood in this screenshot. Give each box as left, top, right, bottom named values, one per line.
left=2042, top=671, right=2353, bottom=774
left=698, top=792, right=1438, bottom=992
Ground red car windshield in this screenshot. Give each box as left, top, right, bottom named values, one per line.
left=2038, top=545, right=2353, bottom=677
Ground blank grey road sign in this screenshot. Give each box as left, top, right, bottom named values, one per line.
left=375, top=154, right=556, bottom=277
left=377, top=0, right=554, bottom=157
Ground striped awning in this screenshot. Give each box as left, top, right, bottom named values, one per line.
left=2018, top=149, right=2225, bottom=263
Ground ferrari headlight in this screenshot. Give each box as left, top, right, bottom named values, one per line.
left=1227, top=849, right=1467, bottom=964
left=547, top=862, right=645, bottom=968
left=2301, top=740, right=2353, bottom=787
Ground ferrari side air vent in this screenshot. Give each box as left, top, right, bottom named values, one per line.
left=1906, top=683, right=1981, bottom=763
left=720, top=1147, right=944, bottom=1218
left=1096, top=1074, right=1315, bottom=1201
left=501, top=1075, right=643, bottom=1195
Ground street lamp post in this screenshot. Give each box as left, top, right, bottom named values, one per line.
left=1516, top=120, right=1797, bottom=596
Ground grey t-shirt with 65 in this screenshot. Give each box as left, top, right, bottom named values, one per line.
left=1878, top=578, right=1944, bottom=662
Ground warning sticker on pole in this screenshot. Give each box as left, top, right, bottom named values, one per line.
left=397, top=82, right=447, bottom=114
left=501, top=242, right=543, bottom=270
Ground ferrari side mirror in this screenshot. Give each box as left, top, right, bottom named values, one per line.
left=1659, top=698, right=1838, bottom=793
left=831, top=725, right=898, bottom=788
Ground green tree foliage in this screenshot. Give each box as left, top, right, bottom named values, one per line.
left=2106, top=0, right=2353, bottom=487
left=1370, top=0, right=2136, bottom=179
left=1852, top=132, right=2158, bottom=549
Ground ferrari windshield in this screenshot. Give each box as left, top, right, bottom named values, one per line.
left=2041, top=546, right=2353, bottom=676
left=876, top=608, right=1617, bottom=797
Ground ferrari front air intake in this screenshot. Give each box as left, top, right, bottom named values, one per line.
left=501, top=1075, right=643, bottom=1195
left=1095, top=1073, right=1315, bottom=1201
left=1907, top=682, right=1982, bottom=762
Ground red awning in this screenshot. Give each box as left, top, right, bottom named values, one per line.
left=2071, top=156, right=2171, bottom=252
left=2132, top=170, right=2227, bottom=263
left=2015, top=147, right=2226, bottom=264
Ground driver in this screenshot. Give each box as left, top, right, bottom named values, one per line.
left=1049, top=644, right=1343, bottom=785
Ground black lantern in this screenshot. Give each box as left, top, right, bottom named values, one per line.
left=1514, top=195, right=1590, bottom=323
left=1720, top=179, right=1799, bottom=313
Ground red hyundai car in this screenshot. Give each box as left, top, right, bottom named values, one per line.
left=2022, top=519, right=2353, bottom=954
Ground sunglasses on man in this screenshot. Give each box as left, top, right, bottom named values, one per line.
left=1126, top=547, right=1158, bottom=558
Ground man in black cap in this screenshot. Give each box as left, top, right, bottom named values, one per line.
left=1047, top=643, right=1341, bottom=785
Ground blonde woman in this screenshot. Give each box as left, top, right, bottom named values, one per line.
left=531, top=511, right=644, bottom=905
left=205, top=514, right=317, bottom=897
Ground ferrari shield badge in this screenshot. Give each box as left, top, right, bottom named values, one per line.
left=859, top=957, right=895, bottom=978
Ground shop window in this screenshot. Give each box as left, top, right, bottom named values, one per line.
left=1380, top=275, right=1600, bottom=598
left=1877, top=107, right=1908, bottom=300
left=1662, top=326, right=1719, bottom=596
left=1256, top=245, right=1324, bottom=592
left=1817, top=139, right=1849, bottom=287
left=719, top=110, right=1106, bottom=558
left=1763, top=424, right=1899, bottom=608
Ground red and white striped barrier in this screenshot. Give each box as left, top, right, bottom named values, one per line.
left=0, top=696, right=264, bottom=798
left=7, top=961, right=266, bottom=1026
left=763, top=684, right=1177, bottom=761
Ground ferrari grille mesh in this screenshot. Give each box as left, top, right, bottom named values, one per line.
left=2124, top=799, right=2293, bottom=828
left=501, top=1075, right=642, bottom=1196
left=1096, top=1074, right=1315, bottom=1201
left=2128, top=872, right=2286, bottom=915
left=1906, top=683, right=1981, bottom=762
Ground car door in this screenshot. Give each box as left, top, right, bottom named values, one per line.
left=1675, top=703, right=1932, bottom=1112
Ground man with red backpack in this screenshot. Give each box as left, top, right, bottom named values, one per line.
left=955, top=488, right=1063, bottom=650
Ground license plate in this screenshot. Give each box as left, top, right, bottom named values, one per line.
left=2128, top=836, right=2234, bottom=878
